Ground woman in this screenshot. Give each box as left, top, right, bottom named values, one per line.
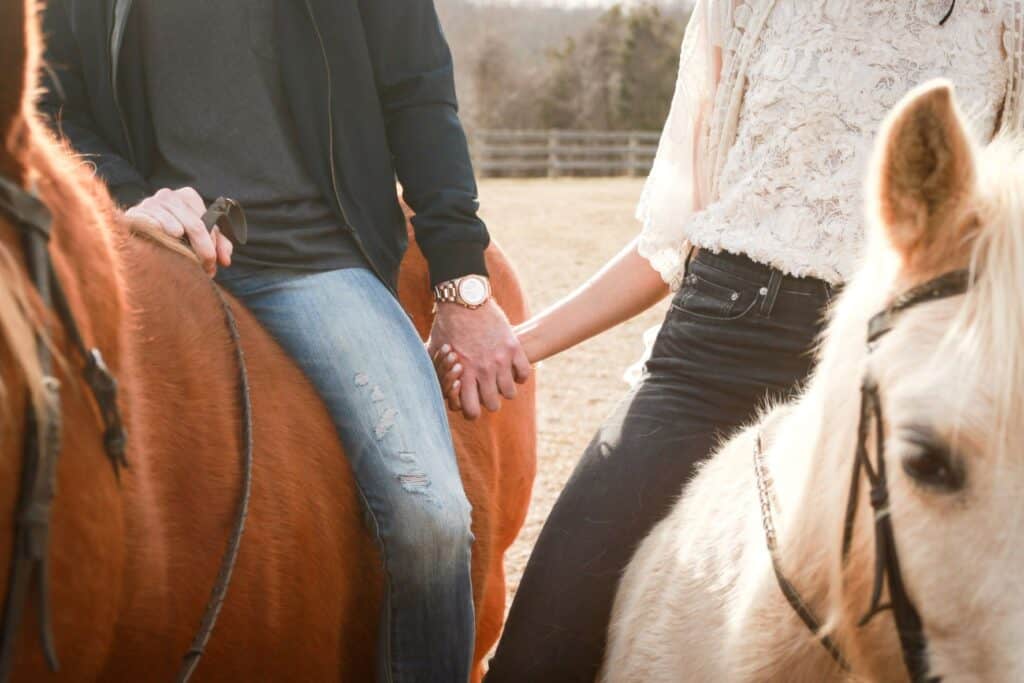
left=438, top=1, right=1023, bottom=680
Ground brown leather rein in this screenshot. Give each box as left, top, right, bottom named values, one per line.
left=0, top=177, right=252, bottom=683
left=756, top=269, right=970, bottom=683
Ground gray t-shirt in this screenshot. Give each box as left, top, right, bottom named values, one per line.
left=139, top=0, right=366, bottom=271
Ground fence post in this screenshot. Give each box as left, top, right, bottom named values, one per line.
left=626, top=132, right=639, bottom=178
left=548, top=130, right=560, bottom=179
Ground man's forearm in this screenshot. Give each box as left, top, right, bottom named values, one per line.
left=357, top=0, right=489, bottom=285
left=389, top=103, right=489, bottom=286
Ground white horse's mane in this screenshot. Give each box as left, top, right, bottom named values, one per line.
left=950, top=134, right=1024, bottom=464
left=752, top=127, right=1024, bottom=673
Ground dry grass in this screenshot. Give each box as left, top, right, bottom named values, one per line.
left=477, top=177, right=671, bottom=610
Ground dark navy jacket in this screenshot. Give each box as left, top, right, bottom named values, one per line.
left=39, top=0, right=489, bottom=290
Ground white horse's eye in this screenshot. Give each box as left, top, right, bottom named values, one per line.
left=901, top=440, right=965, bottom=492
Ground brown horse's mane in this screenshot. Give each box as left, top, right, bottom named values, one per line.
left=0, top=0, right=45, bottom=417
left=0, top=235, right=45, bottom=420
left=0, top=0, right=201, bottom=420
left=0, top=119, right=218, bottom=412
left=128, top=221, right=202, bottom=262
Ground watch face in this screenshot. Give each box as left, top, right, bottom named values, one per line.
left=459, top=277, right=488, bottom=306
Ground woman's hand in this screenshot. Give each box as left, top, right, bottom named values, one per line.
left=431, top=238, right=672, bottom=416
left=432, top=344, right=465, bottom=413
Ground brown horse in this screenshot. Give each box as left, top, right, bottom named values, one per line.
left=0, top=1, right=535, bottom=680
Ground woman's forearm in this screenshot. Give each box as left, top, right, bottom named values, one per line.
left=516, top=237, right=673, bottom=364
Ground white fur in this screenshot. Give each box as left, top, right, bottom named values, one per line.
left=603, top=83, right=1024, bottom=683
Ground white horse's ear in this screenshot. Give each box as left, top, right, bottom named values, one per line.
left=871, top=80, right=977, bottom=272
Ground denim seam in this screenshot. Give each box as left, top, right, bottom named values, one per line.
left=686, top=271, right=745, bottom=301
left=350, top=471, right=397, bottom=683
left=759, top=269, right=784, bottom=317
left=690, top=256, right=767, bottom=288
left=694, top=256, right=833, bottom=297
left=671, top=294, right=759, bottom=323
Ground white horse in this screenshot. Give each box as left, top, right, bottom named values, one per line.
left=602, top=80, right=1024, bottom=683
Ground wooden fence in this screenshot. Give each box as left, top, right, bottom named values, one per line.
left=470, top=129, right=660, bottom=178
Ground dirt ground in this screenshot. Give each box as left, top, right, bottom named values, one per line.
left=475, top=177, right=671, bottom=612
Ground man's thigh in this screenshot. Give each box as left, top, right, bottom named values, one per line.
left=219, top=266, right=462, bottom=504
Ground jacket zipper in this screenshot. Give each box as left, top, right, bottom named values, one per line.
left=109, top=0, right=137, bottom=166
left=303, top=0, right=395, bottom=296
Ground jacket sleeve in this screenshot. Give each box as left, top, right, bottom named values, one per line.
left=356, top=0, right=489, bottom=286
left=39, top=1, right=151, bottom=208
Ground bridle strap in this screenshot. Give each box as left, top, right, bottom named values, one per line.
left=0, top=176, right=128, bottom=474
left=762, top=268, right=970, bottom=683
left=842, top=380, right=937, bottom=683
left=837, top=270, right=970, bottom=683
left=174, top=279, right=254, bottom=683
left=48, top=272, right=127, bottom=474
left=867, top=270, right=970, bottom=343
left=201, top=197, right=248, bottom=246
left=0, top=177, right=126, bottom=680
left=0, top=184, right=63, bottom=679
left=754, top=437, right=850, bottom=670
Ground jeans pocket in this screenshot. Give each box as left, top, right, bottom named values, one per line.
left=671, top=269, right=758, bottom=323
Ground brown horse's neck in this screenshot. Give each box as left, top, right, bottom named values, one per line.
left=3, top=109, right=258, bottom=673
left=0, top=121, right=135, bottom=678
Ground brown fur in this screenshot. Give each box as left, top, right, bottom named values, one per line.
left=0, top=3, right=535, bottom=680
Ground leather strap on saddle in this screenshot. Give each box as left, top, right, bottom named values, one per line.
left=201, top=197, right=248, bottom=245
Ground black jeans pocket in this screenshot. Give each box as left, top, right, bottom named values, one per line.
left=671, top=266, right=758, bottom=323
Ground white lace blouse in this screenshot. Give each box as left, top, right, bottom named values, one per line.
left=638, top=0, right=1024, bottom=287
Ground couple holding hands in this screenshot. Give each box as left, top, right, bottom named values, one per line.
left=42, top=0, right=1017, bottom=680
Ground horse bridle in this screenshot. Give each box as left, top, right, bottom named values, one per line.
left=0, top=176, right=252, bottom=683
left=757, top=268, right=971, bottom=683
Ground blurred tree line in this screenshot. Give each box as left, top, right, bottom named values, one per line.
left=437, top=1, right=691, bottom=132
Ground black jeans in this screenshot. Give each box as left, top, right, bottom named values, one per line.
left=485, top=249, right=834, bottom=683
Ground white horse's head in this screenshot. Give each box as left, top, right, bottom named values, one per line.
left=821, top=80, right=1024, bottom=681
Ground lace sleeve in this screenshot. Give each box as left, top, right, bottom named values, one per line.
left=636, top=0, right=723, bottom=290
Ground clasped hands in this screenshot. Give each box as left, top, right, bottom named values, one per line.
left=428, top=300, right=530, bottom=420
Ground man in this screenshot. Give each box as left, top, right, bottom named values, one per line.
left=39, top=1, right=529, bottom=680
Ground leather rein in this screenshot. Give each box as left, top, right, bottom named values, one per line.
left=756, top=268, right=970, bottom=683
left=0, top=176, right=252, bottom=683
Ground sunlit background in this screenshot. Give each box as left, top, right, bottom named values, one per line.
left=430, top=0, right=691, bottom=608
left=436, top=0, right=691, bottom=144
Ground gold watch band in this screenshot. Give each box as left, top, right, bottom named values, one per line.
left=433, top=281, right=461, bottom=305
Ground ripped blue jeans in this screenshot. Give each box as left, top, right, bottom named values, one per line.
left=217, top=264, right=474, bottom=683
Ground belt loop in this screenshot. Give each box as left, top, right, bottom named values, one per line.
left=683, top=243, right=697, bottom=275
left=759, top=269, right=783, bottom=317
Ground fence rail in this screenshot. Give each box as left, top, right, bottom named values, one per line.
left=471, top=129, right=660, bottom=178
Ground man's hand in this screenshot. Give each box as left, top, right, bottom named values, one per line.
left=428, top=300, right=530, bottom=420
left=124, top=186, right=232, bottom=276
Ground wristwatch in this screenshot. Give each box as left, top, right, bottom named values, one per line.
left=433, top=275, right=492, bottom=310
